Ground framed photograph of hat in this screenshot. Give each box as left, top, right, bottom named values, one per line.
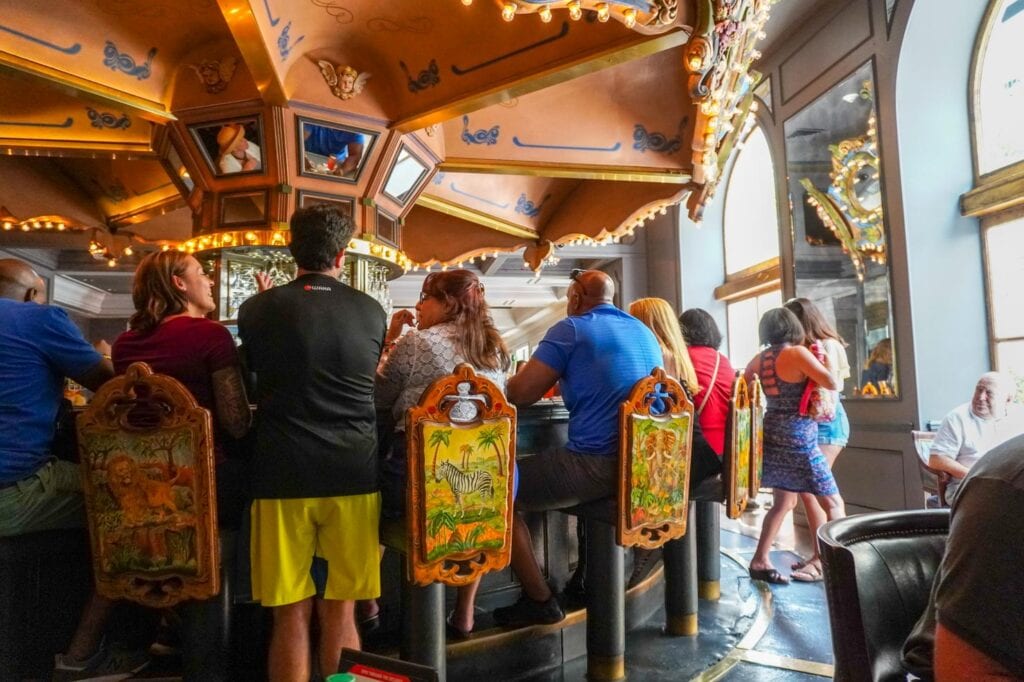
left=189, top=116, right=264, bottom=177
left=297, top=116, right=377, bottom=184
left=220, top=189, right=268, bottom=227
left=381, top=144, right=430, bottom=207
left=296, top=190, right=355, bottom=219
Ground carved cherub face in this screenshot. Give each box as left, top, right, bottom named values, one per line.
left=197, top=62, right=220, bottom=86
left=340, top=70, right=356, bottom=93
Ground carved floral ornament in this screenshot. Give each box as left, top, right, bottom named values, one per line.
left=800, top=111, right=886, bottom=282
left=684, top=0, right=773, bottom=220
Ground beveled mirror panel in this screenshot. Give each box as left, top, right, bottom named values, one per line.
left=382, top=145, right=429, bottom=206
left=784, top=61, right=897, bottom=398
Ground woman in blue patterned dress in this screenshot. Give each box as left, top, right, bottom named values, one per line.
left=742, top=308, right=845, bottom=584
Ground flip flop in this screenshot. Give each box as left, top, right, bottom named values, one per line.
left=748, top=567, right=789, bottom=585
left=791, top=562, right=824, bottom=583
left=791, top=557, right=810, bottom=571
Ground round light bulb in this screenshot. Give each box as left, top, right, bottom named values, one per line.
left=502, top=2, right=516, bottom=21
left=461, top=0, right=473, bottom=5
left=538, top=5, right=552, bottom=22
left=107, top=258, right=117, bottom=267
left=568, top=0, right=582, bottom=20
left=597, top=3, right=610, bottom=21
left=123, top=246, right=133, bottom=256
left=623, top=8, right=636, bottom=28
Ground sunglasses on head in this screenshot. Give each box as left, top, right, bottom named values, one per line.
left=569, top=268, right=584, bottom=281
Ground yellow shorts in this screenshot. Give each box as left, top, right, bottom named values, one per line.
left=250, top=493, right=381, bottom=607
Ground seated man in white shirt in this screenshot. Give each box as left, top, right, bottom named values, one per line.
left=928, top=371, right=1024, bottom=499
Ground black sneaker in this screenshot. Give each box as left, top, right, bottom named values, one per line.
left=627, top=547, right=663, bottom=589
left=493, top=595, right=565, bottom=628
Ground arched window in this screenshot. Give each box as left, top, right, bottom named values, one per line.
left=966, top=0, right=1024, bottom=396
left=723, top=125, right=780, bottom=275
left=974, top=0, right=1024, bottom=175
left=719, top=123, right=782, bottom=363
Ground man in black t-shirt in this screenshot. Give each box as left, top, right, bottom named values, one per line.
left=238, top=205, right=386, bottom=681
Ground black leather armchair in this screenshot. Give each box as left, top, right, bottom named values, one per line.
left=818, top=509, right=949, bottom=682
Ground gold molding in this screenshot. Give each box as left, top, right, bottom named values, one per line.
left=107, top=196, right=186, bottom=229
left=961, top=161, right=1024, bottom=218
left=0, top=52, right=173, bottom=122
left=440, top=158, right=692, bottom=184
left=416, top=194, right=539, bottom=240
left=715, top=260, right=781, bottom=302
left=216, top=0, right=288, bottom=106
left=734, top=650, right=834, bottom=677
left=393, top=29, right=690, bottom=133
left=0, top=139, right=155, bottom=156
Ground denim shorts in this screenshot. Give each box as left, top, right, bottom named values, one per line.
left=817, top=399, right=850, bottom=446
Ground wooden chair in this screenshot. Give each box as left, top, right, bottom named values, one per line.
left=400, top=364, right=517, bottom=678
left=749, top=374, right=765, bottom=499
left=77, top=361, right=231, bottom=677
left=565, top=367, right=695, bottom=680
left=696, top=373, right=759, bottom=601
left=77, top=361, right=220, bottom=607
left=912, top=430, right=949, bottom=507
left=723, top=373, right=753, bottom=519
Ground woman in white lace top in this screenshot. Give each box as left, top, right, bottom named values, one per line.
left=375, top=269, right=511, bottom=637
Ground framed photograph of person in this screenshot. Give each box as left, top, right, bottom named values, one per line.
left=381, top=144, right=430, bottom=207
left=296, top=190, right=355, bottom=219
left=220, top=189, right=268, bottom=227
left=188, top=116, right=264, bottom=177
left=297, top=116, right=377, bottom=184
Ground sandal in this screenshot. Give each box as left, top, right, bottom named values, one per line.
left=748, top=567, right=789, bottom=585
left=790, top=561, right=824, bottom=583
left=446, top=611, right=473, bottom=640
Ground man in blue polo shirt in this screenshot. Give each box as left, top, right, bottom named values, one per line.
left=0, top=258, right=113, bottom=536
left=496, top=269, right=662, bottom=627
left=0, top=259, right=149, bottom=679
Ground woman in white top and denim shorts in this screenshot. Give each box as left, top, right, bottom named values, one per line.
left=782, top=298, right=850, bottom=581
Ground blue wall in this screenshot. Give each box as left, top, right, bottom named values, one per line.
left=679, top=162, right=730, bottom=351
left=896, top=1, right=990, bottom=423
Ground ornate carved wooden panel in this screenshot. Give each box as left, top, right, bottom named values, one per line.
left=617, top=367, right=694, bottom=549
left=724, top=372, right=752, bottom=519
left=749, top=374, right=765, bottom=498
left=406, top=364, right=517, bottom=587
left=76, top=362, right=219, bottom=608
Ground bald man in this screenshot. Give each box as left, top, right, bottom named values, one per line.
left=0, top=258, right=113, bottom=536
left=495, top=269, right=662, bottom=627
left=928, top=371, right=1024, bottom=500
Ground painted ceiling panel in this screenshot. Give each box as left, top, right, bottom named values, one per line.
left=0, top=0, right=229, bottom=104
left=0, top=157, right=106, bottom=227
left=441, top=48, right=694, bottom=171
left=0, top=73, right=153, bottom=147
left=422, top=171, right=580, bottom=232
left=253, top=0, right=687, bottom=124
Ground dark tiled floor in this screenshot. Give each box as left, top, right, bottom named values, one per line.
left=522, top=515, right=835, bottom=681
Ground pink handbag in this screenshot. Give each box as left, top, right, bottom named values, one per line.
left=799, top=342, right=836, bottom=423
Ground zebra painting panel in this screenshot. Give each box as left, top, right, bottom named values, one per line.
left=435, top=459, right=494, bottom=513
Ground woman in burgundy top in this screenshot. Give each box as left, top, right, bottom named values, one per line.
left=679, top=308, right=735, bottom=457
left=112, top=250, right=252, bottom=680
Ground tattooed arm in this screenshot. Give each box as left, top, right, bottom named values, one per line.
left=211, top=365, right=252, bottom=439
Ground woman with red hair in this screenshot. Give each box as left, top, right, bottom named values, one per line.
left=376, top=269, right=511, bottom=638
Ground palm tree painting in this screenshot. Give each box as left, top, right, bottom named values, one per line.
left=459, top=443, right=474, bottom=469
left=420, top=420, right=513, bottom=562
left=428, top=428, right=452, bottom=479
left=475, top=424, right=507, bottom=477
